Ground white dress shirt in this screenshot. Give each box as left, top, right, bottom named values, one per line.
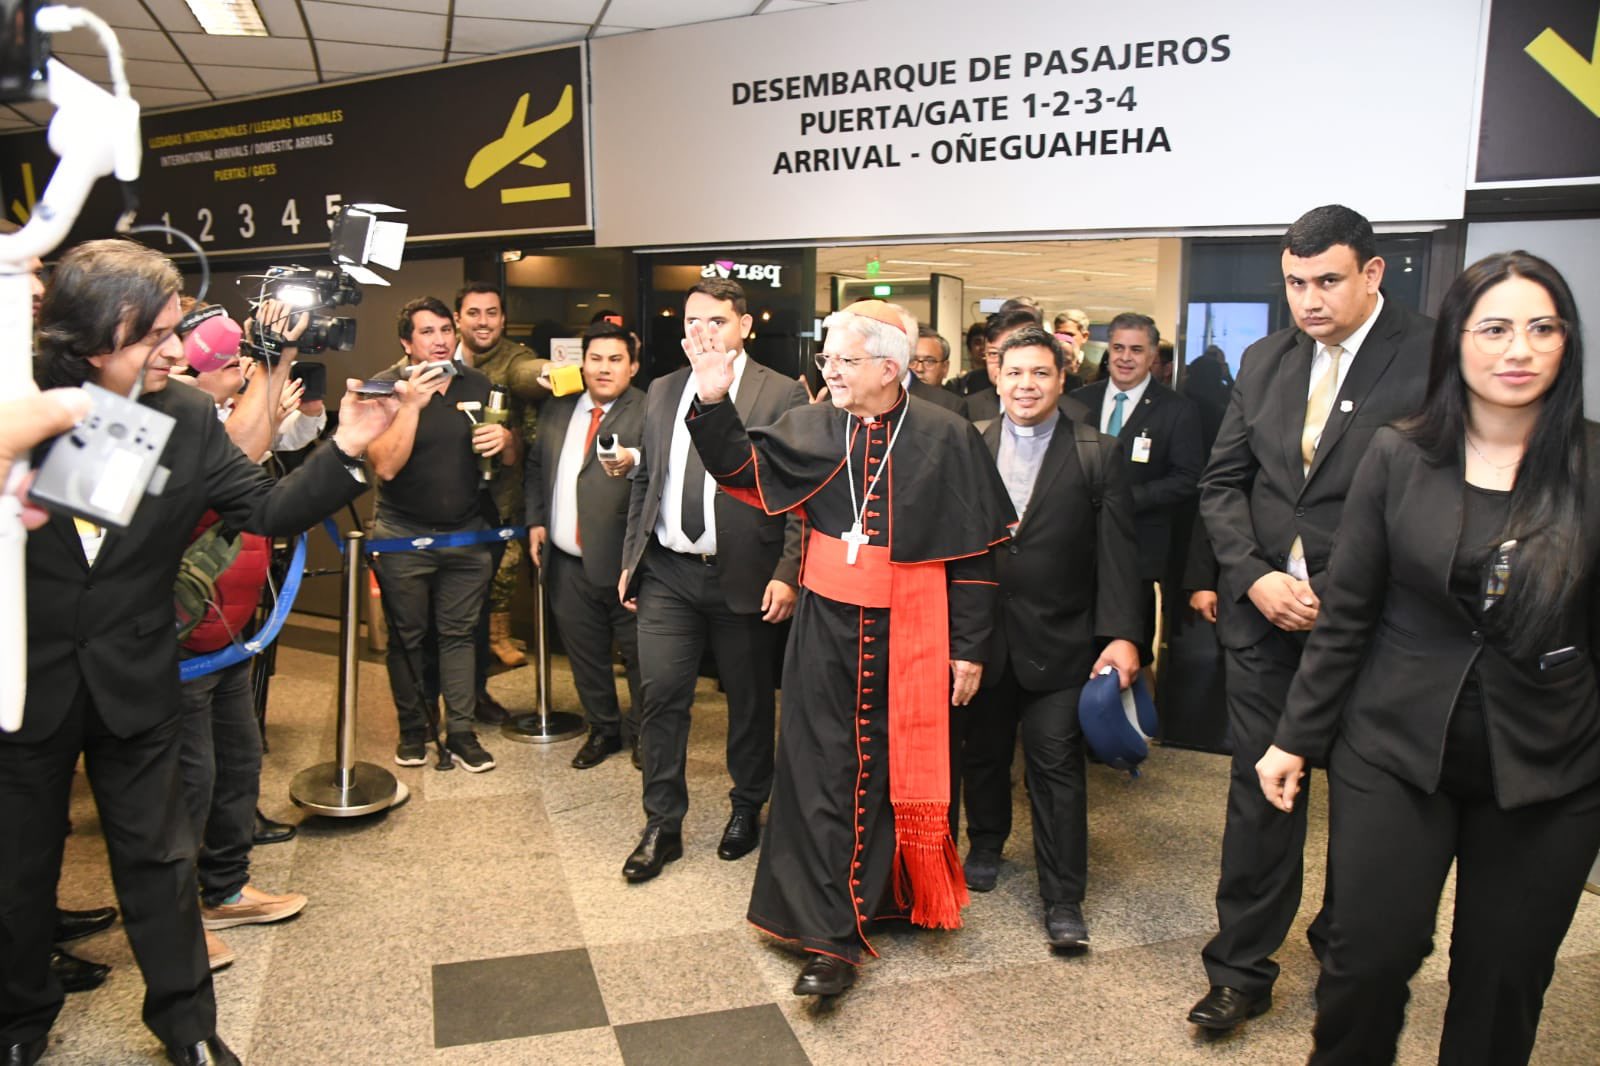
left=655, top=352, right=748, bottom=555
left=549, top=393, right=619, bottom=557
left=1307, top=292, right=1384, bottom=402
left=1099, top=373, right=1152, bottom=435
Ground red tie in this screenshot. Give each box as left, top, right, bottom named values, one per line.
left=577, top=406, right=604, bottom=548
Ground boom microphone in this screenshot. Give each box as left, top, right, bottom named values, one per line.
left=180, top=305, right=242, bottom=374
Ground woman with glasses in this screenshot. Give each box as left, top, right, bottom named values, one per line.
left=1256, top=250, right=1600, bottom=1064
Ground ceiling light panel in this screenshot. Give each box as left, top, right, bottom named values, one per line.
left=182, top=0, right=268, bottom=36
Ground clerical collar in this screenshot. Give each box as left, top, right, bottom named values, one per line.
left=1003, top=406, right=1060, bottom=438
left=857, top=386, right=907, bottom=426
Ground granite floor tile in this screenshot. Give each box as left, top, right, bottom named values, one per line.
left=432, top=948, right=609, bottom=1047
left=614, top=1004, right=809, bottom=1066
left=588, top=929, right=773, bottom=1026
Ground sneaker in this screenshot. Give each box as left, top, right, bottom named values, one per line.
left=395, top=731, right=428, bottom=767
left=446, top=732, right=496, bottom=773
left=205, top=929, right=234, bottom=972
left=201, top=884, right=309, bottom=930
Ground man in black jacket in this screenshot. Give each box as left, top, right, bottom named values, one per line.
left=1187, top=205, right=1433, bottom=1032
left=1072, top=313, right=1204, bottom=652
left=2, top=239, right=398, bottom=1066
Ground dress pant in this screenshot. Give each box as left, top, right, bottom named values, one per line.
left=1310, top=713, right=1600, bottom=1065
left=962, top=665, right=1088, bottom=903
left=547, top=547, right=641, bottom=742
left=0, top=685, right=214, bottom=1047
left=371, top=517, right=494, bottom=736
left=473, top=538, right=510, bottom=692
left=636, top=538, right=776, bottom=831
left=1202, top=626, right=1331, bottom=995
left=177, top=658, right=260, bottom=906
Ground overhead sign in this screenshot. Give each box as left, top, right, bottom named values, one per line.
left=591, top=0, right=1483, bottom=247
left=1474, top=0, right=1600, bottom=185
left=0, top=45, right=588, bottom=255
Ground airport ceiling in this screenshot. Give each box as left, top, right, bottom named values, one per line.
left=0, top=0, right=860, bottom=129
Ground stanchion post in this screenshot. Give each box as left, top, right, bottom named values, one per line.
left=292, top=529, right=404, bottom=816
left=501, top=558, right=584, bottom=744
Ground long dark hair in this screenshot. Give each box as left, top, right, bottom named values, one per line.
left=35, top=239, right=181, bottom=389
left=1400, top=250, right=1586, bottom=658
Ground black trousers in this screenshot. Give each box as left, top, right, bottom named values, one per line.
left=0, top=686, right=214, bottom=1047
left=1310, top=735, right=1600, bottom=1064
left=1202, top=626, right=1331, bottom=995
left=636, top=539, right=776, bottom=831
left=959, top=665, right=1088, bottom=903
left=177, top=658, right=260, bottom=906
left=547, top=548, right=641, bottom=742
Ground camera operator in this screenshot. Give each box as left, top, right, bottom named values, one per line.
left=369, top=296, right=514, bottom=774
left=1, top=238, right=399, bottom=1066
left=168, top=298, right=317, bottom=974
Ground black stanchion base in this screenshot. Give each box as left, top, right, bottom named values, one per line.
left=501, top=711, right=585, bottom=745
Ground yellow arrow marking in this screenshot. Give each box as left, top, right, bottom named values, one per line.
left=10, top=162, right=36, bottom=223
left=1526, top=13, right=1600, bottom=118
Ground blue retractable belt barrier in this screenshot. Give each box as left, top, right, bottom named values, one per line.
left=364, top=525, right=525, bottom=554
left=179, top=532, right=308, bottom=682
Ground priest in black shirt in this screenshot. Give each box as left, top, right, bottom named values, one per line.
left=683, top=301, right=1013, bottom=997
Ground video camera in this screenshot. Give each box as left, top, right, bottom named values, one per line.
left=246, top=203, right=406, bottom=360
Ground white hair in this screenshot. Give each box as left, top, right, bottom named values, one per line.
left=820, top=311, right=911, bottom=370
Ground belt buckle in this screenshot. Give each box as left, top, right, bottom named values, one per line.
left=698, top=552, right=715, bottom=565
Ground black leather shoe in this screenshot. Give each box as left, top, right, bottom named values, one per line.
left=251, top=810, right=296, bottom=846
left=51, top=949, right=110, bottom=993
left=1187, top=986, right=1272, bottom=1031
left=475, top=689, right=509, bottom=726
left=716, top=809, right=760, bottom=861
left=793, top=953, right=857, bottom=996
left=1, top=1036, right=46, bottom=1065
left=164, top=1035, right=240, bottom=1066
left=964, top=850, right=1000, bottom=892
left=1045, top=902, right=1090, bottom=949
left=622, top=827, right=683, bottom=882
left=571, top=731, right=622, bottom=770
left=54, top=905, right=117, bottom=943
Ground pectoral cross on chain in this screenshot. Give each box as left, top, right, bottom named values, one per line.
left=842, top=523, right=869, bottom=565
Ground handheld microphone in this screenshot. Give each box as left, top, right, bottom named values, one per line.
left=596, top=433, right=619, bottom=461
left=180, top=306, right=243, bottom=374
left=480, top=387, right=509, bottom=481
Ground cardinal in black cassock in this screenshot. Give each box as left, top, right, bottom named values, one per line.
left=682, top=301, right=1014, bottom=996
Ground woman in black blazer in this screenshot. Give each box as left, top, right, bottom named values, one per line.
left=1257, top=251, right=1600, bottom=1065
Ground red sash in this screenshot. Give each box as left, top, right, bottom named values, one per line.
left=801, top=528, right=968, bottom=929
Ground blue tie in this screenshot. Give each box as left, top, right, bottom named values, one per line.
left=1108, top=392, right=1128, bottom=436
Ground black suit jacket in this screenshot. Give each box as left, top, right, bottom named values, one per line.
left=908, top=375, right=966, bottom=414
left=1199, top=299, right=1433, bottom=649
left=524, top=387, right=646, bottom=589
left=1278, top=425, right=1600, bottom=809
left=14, top=383, right=366, bottom=744
left=1071, top=379, right=1204, bottom=580
left=622, top=361, right=806, bottom=613
left=979, top=417, right=1143, bottom=691
left=964, top=385, right=999, bottom=423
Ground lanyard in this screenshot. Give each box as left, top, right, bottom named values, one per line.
left=842, top=404, right=907, bottom=564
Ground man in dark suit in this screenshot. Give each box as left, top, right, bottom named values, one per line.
left=909, top=326, right=966, bottom=414
left=1072, top=312, right=1204, bottom=652
left=1187, top=204, right=1433, bottom=1031
left=3, top=239, right=397, bottom=1066
left=526, top=321, right=646, bottom=770
left=965, top=325, right=1143, bottom=949
left=964, top=308, right=1038, bottom=422
left=1183, top=344, right=1235, bottom=452
left=618, top=278, right=806, bottom=881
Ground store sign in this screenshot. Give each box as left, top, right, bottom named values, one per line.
left=701, top=259, right=785, bottom=287
left=592, top=0, right=1483, bottom=246
left=1473, top=0, right=1600, bottom=185
left=0, top=45, right=588, bottom=255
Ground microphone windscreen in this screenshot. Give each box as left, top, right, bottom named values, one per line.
left=184, top=313, right=243, bottom=374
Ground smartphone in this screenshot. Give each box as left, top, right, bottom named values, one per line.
left=350, top=379, right=396, bottom=396
left=290, top=361, right=327, bottom=402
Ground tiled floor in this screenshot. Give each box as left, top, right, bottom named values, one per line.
left=42, top=619, right=1600, bottom=1064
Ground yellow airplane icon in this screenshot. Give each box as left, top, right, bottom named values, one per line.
left=465, top=85, right=575, bottom=205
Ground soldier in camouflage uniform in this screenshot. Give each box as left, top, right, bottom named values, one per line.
left=455, top=283, right=548, bottom=693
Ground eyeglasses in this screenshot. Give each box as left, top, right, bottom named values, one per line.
left=908, top=356, right=946, bottom=370
left=814, top=353, right=884, bottom=371
left=1463, top=318, right=1567, bottom=356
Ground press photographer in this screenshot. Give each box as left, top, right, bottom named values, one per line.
left=2, top=238, right=401, bottom=1066
left=368, top=296, right=515, bottom=774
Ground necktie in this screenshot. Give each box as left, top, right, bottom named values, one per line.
left=1301, top=345, right=1344, bottom=469
left=1108, top=392, right=1128, bottom=436
left=681, top=434, right=707, bottom=543
left=576, top=405, right=604, bottom=548
left=1290, top=344, right=1345, bottom=568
